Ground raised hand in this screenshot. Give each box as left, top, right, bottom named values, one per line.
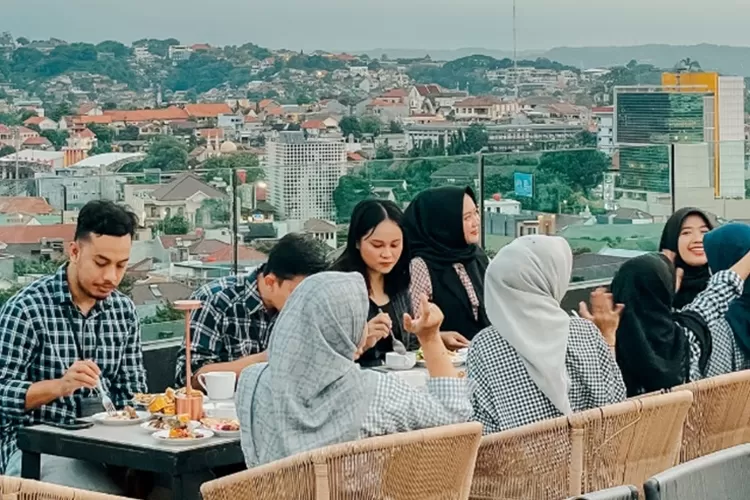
left=403, top=294, right=444, bottom=342
left=579, top=287, right=624, bottom=347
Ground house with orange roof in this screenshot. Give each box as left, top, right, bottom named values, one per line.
left=22, top=136, right=53, bottom=150
left=66, top=127, right=97, bottom=151
left=78, top=103, right=103, bottom=116
left=258, top=99, right=280, bottom=111
left=185, top=103, right=233, bottom=122
left=379, top=88, right=408, bottom=105
left=102, top=107, right=190, bottom=126
left=23, top=116, right=58, bottom=131
left=365, top=99, right=408, bottom=124
left=15, top=126, right=40, bottom=143
left=454, top=96, right=516, bottom=122
left=0, top=196, right=55, bottom=215
left=408, top=84, right=444, bottom=112
left=0, top=224, right=76, bottom=260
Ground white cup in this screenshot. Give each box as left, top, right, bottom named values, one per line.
left=385, top=352, right=417, bottom=370
left=197, top=371, right=236, bottom=400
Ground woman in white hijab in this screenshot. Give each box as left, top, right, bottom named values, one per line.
left=236, top=271, right=473, bottom=468
left=467, top=235, right=626, bottom=434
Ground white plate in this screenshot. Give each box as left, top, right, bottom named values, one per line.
left=206, top=427, right=240, bottom=438
left=152, top=429, right=214, bottom=446
left=416, top=356, right=466, bottom=367
left=139, top=420, right=200, bottom=434
left=91, top=411, right=151, bottom=426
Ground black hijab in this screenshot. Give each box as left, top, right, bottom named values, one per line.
left=659, top=207, right=714, bottom=310
left=611, top=253, right=711, bottom=397
left=403, top=185, right=488, bottom=307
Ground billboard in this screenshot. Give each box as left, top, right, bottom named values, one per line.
left=513, top=172, right=533, bottom=198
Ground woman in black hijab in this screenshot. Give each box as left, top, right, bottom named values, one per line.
left=403, top=186, right=490, bottom=346
left=612, top=248, right=750, bottom=397
left=659, top=207, right=714, bottom=310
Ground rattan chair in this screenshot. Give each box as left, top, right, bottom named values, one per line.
left=201, top=422, right=483, bottom=500
left=0, top=476, right=135, bottom=499
left=470, top=415, right=575, bottom=500
left=668, top=370, right=750, bottom=463
left=569, top=390, right=693, bottom=495
left=644, top=443, right=750, bottom=500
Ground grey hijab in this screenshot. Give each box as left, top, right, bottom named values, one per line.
left=236, top=271, right=378, bottom=467
left=484, top=235, right=573, bottom=415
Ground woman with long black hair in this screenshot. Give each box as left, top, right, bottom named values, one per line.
left=330, top=199, right=413, bottom=366
left=404, top=186, right=490, bottom=346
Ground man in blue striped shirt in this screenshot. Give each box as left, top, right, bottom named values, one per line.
left=0, top=200, right=147, bottom=494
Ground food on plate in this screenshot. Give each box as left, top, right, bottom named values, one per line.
left=140, top=387, right=203, bottom=415
left=201, top=418, right=240, bottom=432
left=109, top=406, right=139, bottom=420
left=167, top=415, right=199, bottom=439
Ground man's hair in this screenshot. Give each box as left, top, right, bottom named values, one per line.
left=75, top=200, right=139, bottom=241
left=265, top=233, right=328, bottom=281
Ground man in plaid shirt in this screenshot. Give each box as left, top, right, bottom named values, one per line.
left=0, top=200, right=147, bottom=494
left=175, top=233, right=328, bottom=388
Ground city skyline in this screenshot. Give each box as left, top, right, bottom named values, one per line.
left=3, top=0, right=750, bottom=52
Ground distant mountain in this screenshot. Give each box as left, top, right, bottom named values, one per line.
left=355, top=44, right=750, bottom=77
left=541, top=44, right=750, bottom=76
left=355, top=47, right=541, bottom=62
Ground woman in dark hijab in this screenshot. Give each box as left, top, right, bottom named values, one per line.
left=612, top=249, right=750, bottom=397
left=703, top=223, right=750, bottom=373
left=404, top=186, right=490, bottom=346
left=659, top=208, right=714, bottom=310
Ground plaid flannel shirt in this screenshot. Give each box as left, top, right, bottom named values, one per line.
left=0, top=265, right=147, bottom=473
left=174, top=266, right=276, bottom=386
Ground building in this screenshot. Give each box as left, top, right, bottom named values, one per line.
left=660, top=72, right=746, bottom=199
left=266, top=132, right=347, bottom=221
left=405, top=123, right=582, bottom=152
left=35, top=166, right=121, bottom=210
left=453, top=97, right=515, bottom=122
left=592, top=106, right=615, bottom=156
left=168, top=45, right=193, bottom=61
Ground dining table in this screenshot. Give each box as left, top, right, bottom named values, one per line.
left=17, top=419, right=244, bottom=500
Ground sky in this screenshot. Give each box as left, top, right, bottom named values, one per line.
left=3, top=0, right=750, bottom=52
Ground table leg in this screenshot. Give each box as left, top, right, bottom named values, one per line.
left=21, top=451, right=41, bottom=480
left=171, top=474, right=184, bottom=500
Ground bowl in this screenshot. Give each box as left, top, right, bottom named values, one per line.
left=384, top=352, right=417, bottom=370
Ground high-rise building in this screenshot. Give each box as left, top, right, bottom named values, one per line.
left=267, top=132, right=347, bottom=222
left=661, top=72, right=746, bottom=199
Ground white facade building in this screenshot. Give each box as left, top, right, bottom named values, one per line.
left=267, top=132, right=347, bottom=222
left=592, top=106, right=615, bottom=156
left=717, top=76, right=746, bottom=199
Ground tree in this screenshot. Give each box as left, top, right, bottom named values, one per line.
left=375, top=144, right=394, bottom=160
left=484, top=173, right=514, bottom=197
left=142, top=303, right=185, bottom=324
left=87, top=124, right=113, bottom=144
left=463, top=123, right=489, bottom=153
left=198, top=198, right=230, bottom=225
left=14, top=258, right=62, bottom=276
left=573, top=130, right=597, bottom=148
left=89, top=142, right=112, bottom=155
left=339, top=116, right=361, bottom=139
left=16, top=37, right=30, bottom=46
left=156, top=215, right=190, bottom=235
left=117, top=125, right=140, bottom=141
left=103, top=102, right=117, bottom=110
left=537, top=150, right=610, bottom=194
left=40, top=130, right=67, bottom=150
left=360, top=115, right=382, bottom=136
left=0, top=285, right=22, bottom=308
left=296, top=94, right=313, bottom=106
left=333, top=174, right=372, bottom=222
left=48, top=102, right=72, bottom=122
left=389, top=121, right=404, bottom=134
left=0, top=145, right=15, bottom=158
left=125, top=136, right=188, bottom=172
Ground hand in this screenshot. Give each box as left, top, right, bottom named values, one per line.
left=403, top=294, right=444, bottom=342
left=661, top=250, right=684, bottom=292
left=58, top=360, right=101, bottom=397
left=579, top=288, right=624, bottom=347
left=440, top=331, right=470, bottom=351
left=355, top=313, right=391, bottom=360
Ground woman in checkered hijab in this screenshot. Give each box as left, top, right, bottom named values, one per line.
left=467, top=235, right=626, bottom=434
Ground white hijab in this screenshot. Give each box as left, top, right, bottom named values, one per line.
left=484, top=235, right=573, bottom=414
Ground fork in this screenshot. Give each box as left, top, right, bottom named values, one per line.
left=96, top=378, right=117, bottom=416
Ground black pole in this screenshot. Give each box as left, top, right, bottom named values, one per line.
left=478, top=152, right=486, bottom=250
left=232, top=170, right=239, bottom=276
left=61, top=185, right=67, bottom=224
left=670, top=143, right=676, bottom=214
